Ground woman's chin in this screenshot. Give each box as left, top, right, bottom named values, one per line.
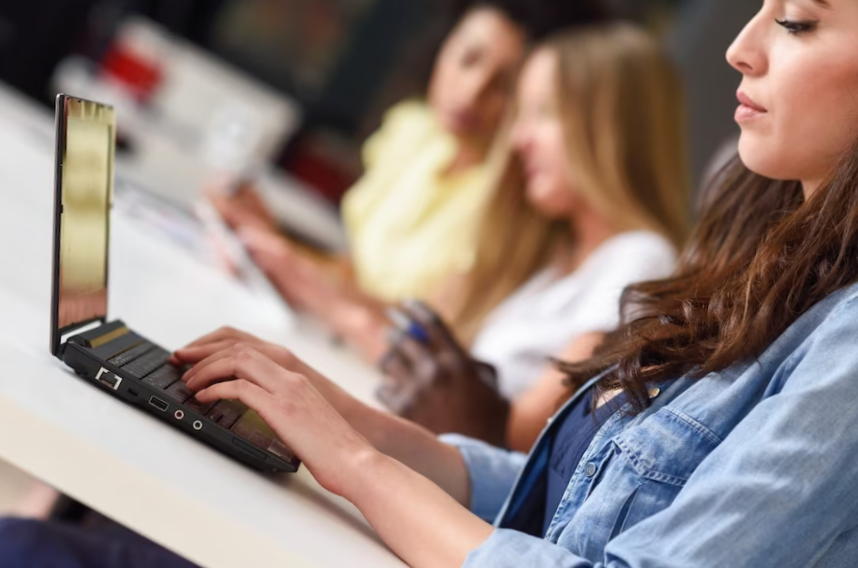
left=737, top=143, right=795, bottom=181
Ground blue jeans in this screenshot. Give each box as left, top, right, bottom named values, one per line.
left=0, top=518, right=198, bottom=568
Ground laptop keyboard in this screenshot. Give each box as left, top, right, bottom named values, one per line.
left=108, top=342, right=245, bottom=430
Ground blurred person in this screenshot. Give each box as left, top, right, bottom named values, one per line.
left=376, top=24, right=689, bottom=449
left=275, top=22, right=688, bottom=444
left=8, top=2, right=858, bottom=565
left=211, top=0, right=613, bottom=345
left=241, top=20, right=688, bottom=376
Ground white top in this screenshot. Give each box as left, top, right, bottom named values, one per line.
left=471, top=231, right=678, bottom=399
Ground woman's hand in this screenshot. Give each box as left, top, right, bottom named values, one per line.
left=238, top=226, right=337, bottom=312
left=181, top=342, right=377, bottom=496
left=170, top=326, right=295, bottom=368
left=238, top=229, right=391, bottom=361
left=209, top=183, right=279, bottom=233
left=379, top=302, right=510, bottom=447
left=171, top=327, right=359, bottom=417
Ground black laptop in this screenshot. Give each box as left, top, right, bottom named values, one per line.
left=49, top=94, right=299, bottom=473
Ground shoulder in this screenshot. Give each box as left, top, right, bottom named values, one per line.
left=361, top=100, right=438, bottom=169
left=808, top=282, right=858, bottom=334
left=599, top=231, right=677, bottom=259
left=381, top=99, right=435, bottom=128
left=585, top=231, right=678, bottom=282
left=374, top=100, right=438, bottom=146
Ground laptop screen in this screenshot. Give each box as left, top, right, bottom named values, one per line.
left=52, top=96, right=115, bottom=348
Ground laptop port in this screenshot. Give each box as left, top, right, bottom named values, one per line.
left=148, top=396, right=169, bottom=413
left=95, top=367, right=121, bottom=391
left=174, top=410, right=185, bottom=420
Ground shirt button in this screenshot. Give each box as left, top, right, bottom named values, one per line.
left=584, top=463, right=598, bottom=477
left=648, top=387, right=661, bottom=399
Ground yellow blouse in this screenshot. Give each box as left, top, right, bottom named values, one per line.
left=342, top=101, right=491, bottom=302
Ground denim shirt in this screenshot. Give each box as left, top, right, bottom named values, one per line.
left=443, top=282, right=858, bottom=567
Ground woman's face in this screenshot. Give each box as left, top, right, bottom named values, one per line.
left=728, top=0, right=858, bottom=192
left=428, top=8, right=526, bottom=148
left=511, top=49, right=580, bottom=219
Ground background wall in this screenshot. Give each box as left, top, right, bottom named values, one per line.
left=668, top=0, right=760, bottom=190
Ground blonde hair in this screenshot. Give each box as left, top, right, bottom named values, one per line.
left=449, top=22, right=691, bottom=343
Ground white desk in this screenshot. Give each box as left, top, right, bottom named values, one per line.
left=0, top=92, right=404, bottom=567
left=0, top=83, right=349, bottom=253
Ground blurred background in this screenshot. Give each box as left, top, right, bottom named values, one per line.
left=0, top=0, right=757, bottom=515
left=0, top=0, right=755, bottom=203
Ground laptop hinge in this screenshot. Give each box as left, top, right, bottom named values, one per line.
left=61, top=320, right=109, bottom=347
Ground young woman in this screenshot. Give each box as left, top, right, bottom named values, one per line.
left=250, top=22, right=688, bottom=384
left=212, top=0, right=611, bottom=307
left=7, top=1, right=858, bottom=566
left=377, top=25, right=689, bottom=449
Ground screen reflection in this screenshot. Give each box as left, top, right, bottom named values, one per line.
left=57, top=98, right=115, bottom=331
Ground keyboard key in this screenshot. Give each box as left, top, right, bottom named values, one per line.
left=142, top=365, right=182, bottom=390
left=206, top=401, right=245, bottom=429
left=184, top=397, right=217, bottom=415
left=164, top=380, right=194, bottom=404
left=122, top=348, right=170, bottom=379
left=108, top=342, right=152, bottom=366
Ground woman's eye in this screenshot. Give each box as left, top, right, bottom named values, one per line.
left=775, top=18, right=817, bottom=35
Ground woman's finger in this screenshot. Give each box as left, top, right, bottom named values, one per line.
left=376, top=376, right=419, bottom=415
left=170, top=328, right=250, bottom=365
left=238, top=227, right=288, bottom=257
left=178, top=326, right=247, bottom=351
left=173, top=339, right=243, bottom=365
left=379, top=345, right=413, bottom=382
left=194, top=380, right=284, bottom=431
left=181, top=346, right=244, bottom=388
left=185, top=345, right=289, bottom=394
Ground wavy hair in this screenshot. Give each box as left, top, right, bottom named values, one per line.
left=562, top=140, right=858, bottom=411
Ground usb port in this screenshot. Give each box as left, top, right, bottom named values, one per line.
left=148, top=396, right=169, bottom=412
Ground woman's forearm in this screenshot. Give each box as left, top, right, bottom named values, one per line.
left=343, top=450, right=493, bottom=568
left=307, top=371, right=471, bottom=505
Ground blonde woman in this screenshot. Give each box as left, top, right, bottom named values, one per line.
left=379, top=24, right=690, bottom=450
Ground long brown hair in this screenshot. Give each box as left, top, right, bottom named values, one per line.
left=563, top=140, right=858, bottom=412
left=448, top=23, right=691, bottom=343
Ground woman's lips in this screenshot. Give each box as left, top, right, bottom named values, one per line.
left=735, top=91, right=768, bottom=123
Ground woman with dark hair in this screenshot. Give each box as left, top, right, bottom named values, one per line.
left=6, top=1, right=858, bottom=566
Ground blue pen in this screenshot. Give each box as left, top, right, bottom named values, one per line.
left=385, top=307, right=430, bottom=343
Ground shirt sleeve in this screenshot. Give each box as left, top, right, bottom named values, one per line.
left=462, top=296, right=858, bottom=567
left=439, top=434, right=528, bottom=523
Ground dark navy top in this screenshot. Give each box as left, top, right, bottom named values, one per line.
left=543, top=387, right=627, bottom=534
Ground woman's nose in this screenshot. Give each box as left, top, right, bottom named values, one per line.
left=726, top=8, right=768, bottom=77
